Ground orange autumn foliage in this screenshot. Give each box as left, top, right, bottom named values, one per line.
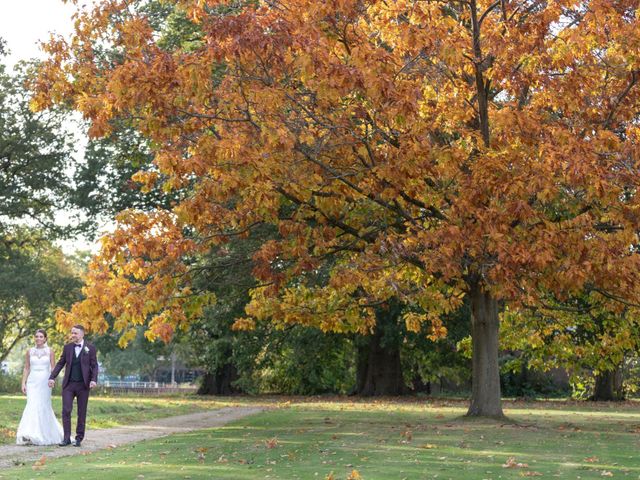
left=33, top=1, right=640, bottom=354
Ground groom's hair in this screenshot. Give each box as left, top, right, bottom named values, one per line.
left=73, top=324, right=85, bottom=332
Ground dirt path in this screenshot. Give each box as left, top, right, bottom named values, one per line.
left=0, top=406, right=264, bottom=469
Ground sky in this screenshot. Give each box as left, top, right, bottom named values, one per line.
left=1, top=0, right=102, bottom=254
left=0, top=0, right=77, bottom=70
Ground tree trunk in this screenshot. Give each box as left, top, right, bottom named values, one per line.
left=355, top=340, right=403, bottom=396
left=411, top=376, right=432, bottom=394
left=355, top=343, right=369, bottom=394
left=198, top=363, right=238, bottom=395
left=354, top=303, right=405, bottom=396
left=466, top=282, right=504, bottom=417
left=591, top=367, right=624, bottom=401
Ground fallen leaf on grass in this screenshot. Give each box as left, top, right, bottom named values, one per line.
left=347, top=470, right=362, bottom=480
left=419, top=444, right=437, bottom=449
left=600, top=471, right=613, bottom=477
left=584, top=456, right=599, bottom=463
left=325, top=473, right=335, bottom=480
left=400, top=430, right=413, bottom=442
left=557, top=423, right=581, bottom=432
left=33, top=455, right=46, bottom=467
left=503, top=457, right=529, bottom=468
left=265, top=437, right=279, bottom=449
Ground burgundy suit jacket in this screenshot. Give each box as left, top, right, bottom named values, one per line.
left=49, top=342, right=99, bottom=389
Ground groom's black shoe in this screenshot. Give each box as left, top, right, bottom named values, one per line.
left=73, top=440, right=82, bottom=447
left=58, top=439, right=72, bottom=447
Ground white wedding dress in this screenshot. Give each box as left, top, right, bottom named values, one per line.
left=16, top=346, right=64, bottom=445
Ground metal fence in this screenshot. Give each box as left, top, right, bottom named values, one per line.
left=98, top=380, right=198, bottom=395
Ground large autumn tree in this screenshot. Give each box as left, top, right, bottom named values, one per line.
left=35, top=0, right=640, bottom=416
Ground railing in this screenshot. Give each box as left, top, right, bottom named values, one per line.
left=103, top=381, right=162, bottom=388
left=98, top=380, right=198, bottom=395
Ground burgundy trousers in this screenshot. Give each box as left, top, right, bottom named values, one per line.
left=62, top=381, right=90, bottom=442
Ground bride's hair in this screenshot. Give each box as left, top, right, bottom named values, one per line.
left=34, top=329, right=48, bottom=339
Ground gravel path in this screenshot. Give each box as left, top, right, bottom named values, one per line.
left=0, top=406, right=264, bottom=469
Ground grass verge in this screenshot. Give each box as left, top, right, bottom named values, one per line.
left=2, top=398, right=640, bottom=479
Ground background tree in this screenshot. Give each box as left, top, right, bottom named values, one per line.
left=98, top=324, right=187, bottom=382
left=0, top=45, right=90, bottom=364
left=38, top=1, right=640, bottom=417
left=102, top=344, right=157, bottom=381
left=188, top=234, right=259, bottom=395
left=0, top=58, right=76, bottom=236
left=188, top=225, right=358, bottom=395
left=502, top=293, right=640, bottom=401
left=0, top=228, right=81, bottom=361
left=102, top=338, right=160, bottom=382
left=402, top=302, right=472, bottom=396
left=72, top=124, right=171, bottom=228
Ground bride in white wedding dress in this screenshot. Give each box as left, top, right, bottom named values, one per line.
left=16, top=329, right=64, bottom=445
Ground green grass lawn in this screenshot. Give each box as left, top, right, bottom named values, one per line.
left=0, top=393, right=248, bottom=444
left=2, top=397, right=640, bottom=479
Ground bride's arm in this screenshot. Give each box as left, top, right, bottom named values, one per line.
left=21, top=351, right=30, bottom=395
left=50, top=348, right=55, bottom=370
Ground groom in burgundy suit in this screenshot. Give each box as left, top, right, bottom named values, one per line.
left=48, top=324, right=98, bottom=447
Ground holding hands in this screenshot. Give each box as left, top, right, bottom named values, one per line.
left=48, top=379, right=55, bottom=388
